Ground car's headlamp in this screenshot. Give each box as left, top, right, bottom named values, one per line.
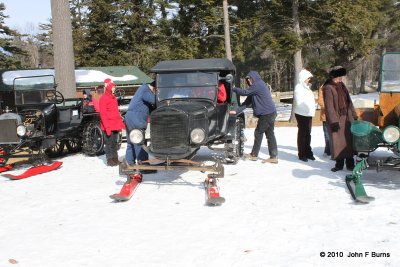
left=129, top=129, right=144, bottom=144
left=383, top=126, right=400, bottom=144
left=16, top=125, right=27, bottom=137
left=190, top=128, right=205, bottom=144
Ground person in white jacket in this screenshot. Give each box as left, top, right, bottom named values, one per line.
left=293, top=69, right=316, bottom=162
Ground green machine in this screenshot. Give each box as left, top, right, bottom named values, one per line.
left=346, top=53, right=400, bottom=203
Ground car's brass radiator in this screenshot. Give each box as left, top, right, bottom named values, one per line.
left=0, top=119, right=19, bottom=143
left=150, top=109, right=188, bottom=154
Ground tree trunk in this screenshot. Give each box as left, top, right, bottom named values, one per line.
left=223, top=0, right=232, bottom=61
left=51, top=0, right=76, bottom=98
left=290, top=0, right=302, bottom=122
left=292, top=0, right=303, bottom=84
left=360, top=59, right=367, bottom=94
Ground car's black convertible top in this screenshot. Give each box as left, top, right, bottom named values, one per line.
left=150, top=58, right=236, bottom=73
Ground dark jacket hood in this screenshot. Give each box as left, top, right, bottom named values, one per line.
left=246, top=71, right=262, bottom=82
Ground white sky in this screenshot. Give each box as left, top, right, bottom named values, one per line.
left=1, top=0, right=51, bottom=33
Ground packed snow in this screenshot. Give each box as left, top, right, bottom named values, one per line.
left=1, top=122, right=398, bottom=267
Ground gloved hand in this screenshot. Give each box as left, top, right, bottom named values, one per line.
left=106, top=128, right=111, bottom=136
left=330, top=122, right=340, bottom=132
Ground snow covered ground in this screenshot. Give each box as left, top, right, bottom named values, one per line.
left=1, top=125, right=399, bottom=267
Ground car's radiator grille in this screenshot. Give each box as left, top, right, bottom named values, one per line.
left=0, top=119, right=19, bottom=143
left=151, top=110, right=188, bottom=154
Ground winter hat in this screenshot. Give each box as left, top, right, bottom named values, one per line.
left=106, top=82, right=115, bottom=92
left=329, top=66, right=346, bottom=78
left=104, top=78, right=112, bottom=86
left=298, top=69, right=313, bottom=83
left=84, top=89, right=92, bottom=101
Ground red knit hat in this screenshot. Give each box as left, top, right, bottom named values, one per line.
left=106, top=82, right=115, bottom=92
left=104, top=78, right=112, bottom=85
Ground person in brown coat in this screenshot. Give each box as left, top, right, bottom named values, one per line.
left=323, top=66, right=358, bottom=172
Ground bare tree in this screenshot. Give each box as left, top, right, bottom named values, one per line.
left=51, top=0, right=76, bottom=98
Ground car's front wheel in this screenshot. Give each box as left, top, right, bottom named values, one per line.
left=45, top=139, right=65, bottom=158
left=65, top=138, right=82, bottom=153
left=225, top=117, right=244, bottom=164
left=82, top=121, right=105, bottom=156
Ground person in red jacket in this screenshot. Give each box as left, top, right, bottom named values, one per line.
left=217, top=81, right=227, bottom=103
left=99, top=82, right=125, bottom=166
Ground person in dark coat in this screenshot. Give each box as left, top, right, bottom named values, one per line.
left=99, top=82, right=125, bottom=166
left=233, top=71, right=278, bottom=163
left=323, top=66, right=358, bottom=172
left=124, top=81, right=156, bottom=172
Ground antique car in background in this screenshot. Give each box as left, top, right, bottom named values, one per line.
left=122, top=58, right=245, bottom=173
left=0, top=75, right=106, bottom=166
left=346, top=52, right=400, bottom=203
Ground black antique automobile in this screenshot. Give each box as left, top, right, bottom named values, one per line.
left=120, top=58, right=245, bottom=175
left=114, top=58, right=244, bottom=204
left=0, top=75, right=105, bottom=167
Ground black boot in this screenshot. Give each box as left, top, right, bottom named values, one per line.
left=331, top=159, right=344, bottom=172
left=331, top=166, right=343, bottom=172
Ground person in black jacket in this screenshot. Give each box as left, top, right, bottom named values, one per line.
left=234, top=71, right=278, bottom=163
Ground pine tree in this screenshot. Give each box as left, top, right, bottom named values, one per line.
left=0, top=3, right=27, bottom=69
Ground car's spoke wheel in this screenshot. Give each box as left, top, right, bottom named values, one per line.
left=45, top=139, right=65, bottom=158
left=65, top=138, right=82, bottom=153
left=82, top=121, right=105, bottom=156
left=225, top=117, right=244, bottom=165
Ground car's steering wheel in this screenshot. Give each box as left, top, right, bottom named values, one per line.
left=114, top=88, right=125, bottom=99
left=46, top=90, right=65, bottom=104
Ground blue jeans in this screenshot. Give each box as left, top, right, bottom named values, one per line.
left=125, top=143, right=149, bottom=165
left=125, top=129, right=149, bottom=164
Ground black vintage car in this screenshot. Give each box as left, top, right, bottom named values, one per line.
left=123, top=58, right=245, bottom=174
left=0, top=75, right=107, bottom=165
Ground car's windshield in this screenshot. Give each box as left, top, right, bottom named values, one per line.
left=13, top=75, right=56, bottom=105
left=156, top=72, right=218, bottom=101
left=380, top=53, right=400, bottom=92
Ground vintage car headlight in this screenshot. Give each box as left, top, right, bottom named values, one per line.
left=383, top=126, right=400, bottom=144
left=129, top=129, right=144, bottom=144
left=190, top=128, right=205, bottom=144
left=16, top=124, right=27, bottom=137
